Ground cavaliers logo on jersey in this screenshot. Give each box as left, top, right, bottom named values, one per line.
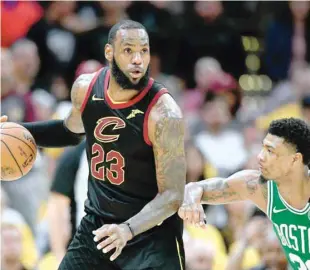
left=94, top=117, right=126, bottom=143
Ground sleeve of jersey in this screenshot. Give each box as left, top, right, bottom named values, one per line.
left=50, top=142, right=85, bottom=197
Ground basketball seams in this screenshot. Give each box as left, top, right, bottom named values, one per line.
left=1, top=133, right=36, bottom=155
left=1, top=140, right=23, bottom=176
left=0, top=126, right=28, bottom=130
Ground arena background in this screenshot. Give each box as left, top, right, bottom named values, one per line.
left=1, top=1, right=310, bottom=270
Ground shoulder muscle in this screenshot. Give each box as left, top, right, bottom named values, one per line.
left=71, top=73, right=96, bottom=111
left=148, top=93, right=183, bottom=146
left=230, top=170, right=268, bottom=212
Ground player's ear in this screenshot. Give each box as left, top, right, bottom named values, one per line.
left=293, top=152, right=303, bottom=165
left=105, top=44, right=113, bottom=62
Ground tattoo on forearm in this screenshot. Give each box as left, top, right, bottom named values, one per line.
left=246, top=177, right=259, bottom=195
left=127, top=98, right=186, bottom=236
left=202, top=178, right=241, bottom=203
left=153, top=99, right=186, bottom=195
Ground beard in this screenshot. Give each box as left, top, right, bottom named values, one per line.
left=111, top=57, right=150, bottom=92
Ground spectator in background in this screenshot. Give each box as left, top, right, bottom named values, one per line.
left=181, top=57, right=223, bottom=128
left=127, top=1, right=183, bottom=74
left=150, top=52, right=184, bottom=103
left=32, top=89, right=57, bottom=121
left=185, top=144, right=205, bottom=183
left=1, top=48, right=26, bottom=123
left=1, top=1, right=43, bottom=48
left=1, top=224, right=28, bottom=270
left=252, top=65, right=310, bottom=131
left=301, top=94, right=310, bottom=124
left=194, top=91, right=247, bottom=177
left=250, top=230, right=287, bottom=270
left=1, top=47, right=49, bottom=232
left=178, top=1, right=246, bottom=87
left=47, top=141, right=88, bottom=265
left=26, top=1, right=79, bottom=89
left=226, top=218, right=282, bottom=270
left=74, top=59, right=103, bottom=79
left=185, top=239, right=217, bottom=270
left=1, top=189, right=38, bottom=270
left=11, top=39, right=40, bottom=94
left=78, top=1, right=130, bottom=63
left=11, top=39, right=41, bottom=122
left=264, top=1, right=310, bottom=82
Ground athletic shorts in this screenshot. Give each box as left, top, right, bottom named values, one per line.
left=59, top=213, right=185, bottom=270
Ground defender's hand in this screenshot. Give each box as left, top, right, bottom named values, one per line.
left=0, top=115, right=8, bottom=123
left=178, top=183, right=206, bottom=226
left=93, top=224, right=133, bottom=261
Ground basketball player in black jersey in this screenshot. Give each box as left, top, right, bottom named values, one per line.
left=1, top=20, right=186, bottom=269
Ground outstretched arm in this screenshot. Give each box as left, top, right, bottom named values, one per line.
left=1, top=74, right=95, bottom=148
left=178, top=170, right=268, bottom=225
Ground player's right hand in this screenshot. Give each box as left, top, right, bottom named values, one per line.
left=178, top=183, right=206, bottom=226
left=0, top=115, right=8, bottom=122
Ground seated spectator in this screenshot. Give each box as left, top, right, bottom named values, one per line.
left=1, top=224, right=28, bottom=270
left=1, top=1, right=43, bottom=48
left=185, top=238, right=227, bottom=270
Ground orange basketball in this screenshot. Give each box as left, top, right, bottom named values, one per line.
left=0, top=122, right=37, bottom=181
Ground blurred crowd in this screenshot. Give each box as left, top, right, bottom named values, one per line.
left=1, top=1, right=310, bottom=270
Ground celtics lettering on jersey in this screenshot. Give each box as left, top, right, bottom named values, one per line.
left=267, top=181, right=310, bottom=270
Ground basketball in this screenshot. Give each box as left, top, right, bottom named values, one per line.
left=1, top=122, right=37, bottom=181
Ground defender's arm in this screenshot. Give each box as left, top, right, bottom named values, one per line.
left=178, top=170, right=268, bottom=224
left=125, top=93, right=186, bottom=236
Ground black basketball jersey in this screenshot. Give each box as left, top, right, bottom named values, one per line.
left=81, top=67, right=169, bottom=223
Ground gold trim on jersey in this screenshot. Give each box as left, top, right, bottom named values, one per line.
left=126, top=109, right=144, bottom=119
left=175, top=238, right=184, bottom=270
left=107, top=91, right=128, bottom=104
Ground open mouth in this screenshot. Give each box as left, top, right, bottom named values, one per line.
left=129, top=69, right=143, bottom=79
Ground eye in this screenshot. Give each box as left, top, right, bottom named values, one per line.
left=267, top=149, right=272, bottom=154
left=124, top=48, right=132, bottom=54
left=141, top=48, right=149, bottom=54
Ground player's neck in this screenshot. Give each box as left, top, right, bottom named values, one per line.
left=277, top=167, right=310, bottom=210
left=107, top=76, right=140, bottom=103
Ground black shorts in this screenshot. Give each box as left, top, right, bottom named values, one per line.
left=59, top=214, right=185, bottom=270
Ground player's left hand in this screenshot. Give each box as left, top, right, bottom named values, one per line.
left=93, top=224, right=133, bottom=261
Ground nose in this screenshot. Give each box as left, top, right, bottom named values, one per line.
left=257, top=149, right=264, bottom=162
left=132, top=52, right=142, bottom=65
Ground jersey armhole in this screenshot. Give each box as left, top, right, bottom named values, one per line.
left=143, top=88, right=169, bottom=146
left=80, top=69, right=103, bottom=113
left=267, top=180, right=274, bottom=220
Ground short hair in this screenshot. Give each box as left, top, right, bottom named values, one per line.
left=10, top=38, right=37, bottom=53
left=268, top=118, right=310, bottom=166
left=108, top=20, right=147, bottom=45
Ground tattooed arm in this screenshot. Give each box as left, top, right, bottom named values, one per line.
left=178, top=170, right=269, bottom=225
left=64, top=73, right=96, bottom=133
left=125, top=93, right=186, bottom=236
